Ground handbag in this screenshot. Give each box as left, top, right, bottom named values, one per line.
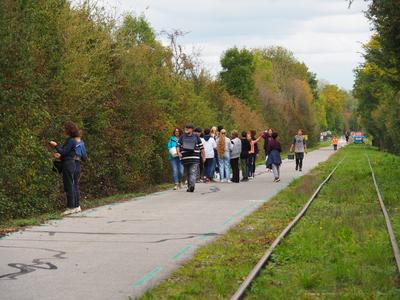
left=169, top=147, right=178, bottom=157
left=52, top=160, right=63, bottom=173
left=288, top=154, right=295, bottom=160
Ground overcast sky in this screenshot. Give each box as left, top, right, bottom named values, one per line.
left=97, top=0, right=371, bottom=90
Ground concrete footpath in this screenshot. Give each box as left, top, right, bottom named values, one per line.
left=0, top=143, right=343, bottom=300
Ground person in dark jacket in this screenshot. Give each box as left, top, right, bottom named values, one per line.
left=50, top=121, right=79, bottom=215
left=240, top=131, right=250, bottom=182
left=266, top=132, right=282, bottom=182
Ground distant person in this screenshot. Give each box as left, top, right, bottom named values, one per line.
left=201, top=128, right=217, bottom=182
left=177, top=124, right=205, bottom=192
left=332, top=136, right=338, bottom=151
left=240, top=131, right=250, bottom=182
left=217, top=129, right=233, bottom=183
left=73, top=132, right=87, bottom=213
left=49, top=121, right=79, bottom=215
left=230, top=130, right=242, bottom=183
left=266, top=132, right=282, bottom=182
left=262, top=128, right=273, bottom=172
left=168, top=128, right=184, bottom=190
left=290, top=129, right=307, bottom=172
left=248, top=131, right=262, bottom=178
left=345, top=131, right=350, bottom=144
left=210, top=126, right=218, bottom=179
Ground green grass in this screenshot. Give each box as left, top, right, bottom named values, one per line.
left=141, top=145, right=400, bottom=299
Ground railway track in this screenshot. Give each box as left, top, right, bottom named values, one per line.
left=231, top=155, right=400, bottom=300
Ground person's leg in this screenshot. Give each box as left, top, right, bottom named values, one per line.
left=299, top=152, right=304, bottom=171
left=184, top=164, right=190, bottom=188
left=188, top=163, right=197, bottom=191
left=247, top=156, right=253, bottom=177
left=240, top=159, right=246, bottom=180
left=252, top=155, right=257, bottom=177
left=272, top=164, right=279, bottom=180
left=73, top=161, right=81, bottom=209
left=62, top=160, right=75, bottom=209
left=231, top=158, right=239, bottom=182
left=178, top=160, right=184, bottom=184
left=224, top=155, right=231, bottom=181
left=295, top=153, right=300, bottom=170
left=170, top=158, right=179, bottom=185
left=218, top=157, right=224, bottom=180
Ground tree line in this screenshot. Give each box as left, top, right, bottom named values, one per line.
left=0, top=0, right=352, bottom=220
left=353, top=1, right=400, bottom=154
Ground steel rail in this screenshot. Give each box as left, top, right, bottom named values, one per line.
left=367, top=155, right=400, bottom=274
left=230, top=157, right=346, bottom=300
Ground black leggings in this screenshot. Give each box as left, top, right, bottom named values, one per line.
left=295, top=152, right=304, bottom=170
left=62, top=160, right=76, bottom=209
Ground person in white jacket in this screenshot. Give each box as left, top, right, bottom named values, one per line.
left=216, top=129, right=233, bottom=183
left=230, top=130, right=242, bottom=183
left=201, top=128, right=217, bottom=182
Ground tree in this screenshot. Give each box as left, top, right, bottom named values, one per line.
left=220, top=47, right=256, bottom=107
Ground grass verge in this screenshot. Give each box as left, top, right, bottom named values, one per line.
left=141, top=145, right=400, bottom=299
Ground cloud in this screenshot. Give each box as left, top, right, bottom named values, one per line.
left=94, top=0, right=371, bottom=89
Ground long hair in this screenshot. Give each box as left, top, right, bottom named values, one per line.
left=217, top=129, right=226, bottom=156
left=210, top=126, right=217, bottom=137
left=64, top=121, right=80, bottom=138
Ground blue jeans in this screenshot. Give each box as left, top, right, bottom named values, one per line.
left=218, top=154, right=230, bottom=181
left=204, top=158, right=215, bottom=179
left=184, top=163, right=198, bottom=190
left=170, top=157, right=184, bottom=184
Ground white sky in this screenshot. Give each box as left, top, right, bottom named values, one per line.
left=95, top=0, right=372, bottom=90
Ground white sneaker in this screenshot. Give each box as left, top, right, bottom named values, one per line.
left=74, top=206, right=81, bottom=213
left=227, top=180, right=232, bottom=183
left=62, top=208, right=74, bottom=216
left=173, top=185, right=178, bottom=190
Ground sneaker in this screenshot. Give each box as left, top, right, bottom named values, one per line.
left=241, top=178, right=249, bottom=182
left=74, top=206, right=81, bottom=213
left=295, top=167, right=298, bottom=171
left=173, top=185, right=178, bottom=190
left=299, top=169, right=302, bottom=172
left=62, top=208, right=74, bottom=216
left=275, top=178, right=281, bottom=182
left=227, top=180, right=232, bottom=183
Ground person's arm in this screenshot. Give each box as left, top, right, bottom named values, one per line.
left=177, top=137, right=183, bottom=158
left=55, top=138, right=76, bottom=159
left=198, top=137, right=206, bottom=162
left=81, top=143, right=88, bottom=161
left=304, top=139, right=307, bottom=154
left=290, top=138, right=295, bottom=152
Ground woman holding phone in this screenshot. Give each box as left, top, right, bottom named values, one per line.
left=49, top=121, right=79, bottom=215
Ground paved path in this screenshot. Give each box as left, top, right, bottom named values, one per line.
left=0, top=143, right=343, bottom=300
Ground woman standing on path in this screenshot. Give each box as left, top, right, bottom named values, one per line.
left=49, top=121, right=79, bottom=215
left=266, top=132, right=282, bottom=182
left=230, top=130, right=242, bottom=183
left=73, top=132, right=87, bottom=213
left=202, top=128, right=217, bottom=182
left=248, top=131, right=262, bottom=178
left=290, top=129, right=307, bottom=172
left=217, top=129, right=233, bottom=183
left=168, top=128, right=184, bottom=190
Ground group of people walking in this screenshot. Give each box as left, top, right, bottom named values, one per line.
left=168, top=124, right=309, bottom=192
